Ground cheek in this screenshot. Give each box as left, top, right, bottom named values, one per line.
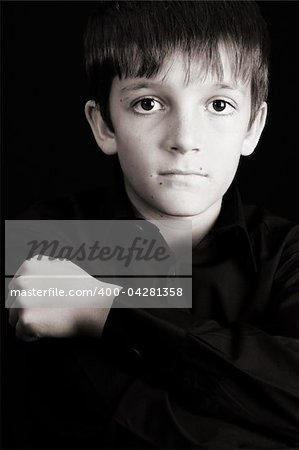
left=115, top=129, right=157, bottom=173
left=213, top=155, right=241, bottom=194
left=207, top=114, right=249, bottom=140
left=207, top=134, right=243, bottom=184
left=117, top=143, right=155, bottom=184
left=207, top=128, right=245, bottom=160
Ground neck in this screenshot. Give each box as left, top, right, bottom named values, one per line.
left=124, top=180, right=222, bottom=248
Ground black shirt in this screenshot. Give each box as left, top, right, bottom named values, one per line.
left=8, top=181, right=299, bottom=449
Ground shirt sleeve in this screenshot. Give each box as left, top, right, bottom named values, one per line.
left=101, top=235, right=299, bottom=445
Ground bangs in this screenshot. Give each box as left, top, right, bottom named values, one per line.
left=113, top=39, right=254, bottom=88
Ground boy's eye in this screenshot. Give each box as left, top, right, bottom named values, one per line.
left=207, top=99, right=235, bottom=115
left=213, top=100, right=227, bottom=112
left=132, top=97, right=164, bottom=114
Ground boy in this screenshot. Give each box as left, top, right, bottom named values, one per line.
left=7, top=1, right=299, bottom=448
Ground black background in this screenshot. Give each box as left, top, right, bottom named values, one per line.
left=2, top=1, right=299, bottom=221
left=1, top=3, right=299, bottom=449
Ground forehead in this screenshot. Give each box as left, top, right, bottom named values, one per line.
left=117, top=49, right=251, bottom=95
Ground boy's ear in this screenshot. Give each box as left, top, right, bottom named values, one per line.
left=84, top=101, right=117, bottom=155
left=241, top=102, right=268, bottom=156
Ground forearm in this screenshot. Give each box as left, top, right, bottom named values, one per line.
left=102, top=303, right=299, bottom=443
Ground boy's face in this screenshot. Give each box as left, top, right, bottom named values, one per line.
left=88, top=51, right=266, bottom=218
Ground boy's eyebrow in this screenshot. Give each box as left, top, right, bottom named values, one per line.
left=119, top=81, right=246, bottom=94
left=214, top=83, right=237, bottom=90
left=213, top=83, right=245, bottom=92
left=120, top=82, right=160, bottom=93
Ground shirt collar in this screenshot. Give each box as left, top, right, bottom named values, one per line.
left=107, top=168, right=257, bottom=272
left=100, top=161, right=136, bottom=219
left=212, top=184, right=258, bottom=273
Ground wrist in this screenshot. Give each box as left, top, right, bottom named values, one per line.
left=74, top=306, right=112, bottom=337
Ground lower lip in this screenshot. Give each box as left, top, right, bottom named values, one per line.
left=159, top=173, right=208, bottom=185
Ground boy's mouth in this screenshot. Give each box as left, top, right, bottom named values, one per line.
left=159, top=169, right=208, bottom=177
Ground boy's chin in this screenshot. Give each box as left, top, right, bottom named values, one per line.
left=154, top=199, right=214, bottom=218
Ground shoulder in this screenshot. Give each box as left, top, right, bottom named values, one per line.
left=244, top=204, right=299, bottom=258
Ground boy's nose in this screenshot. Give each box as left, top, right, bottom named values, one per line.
left=164, top=111, right=201, bottom=155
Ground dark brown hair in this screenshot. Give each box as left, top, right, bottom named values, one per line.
left=85, top=1, right=269, bottom=130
